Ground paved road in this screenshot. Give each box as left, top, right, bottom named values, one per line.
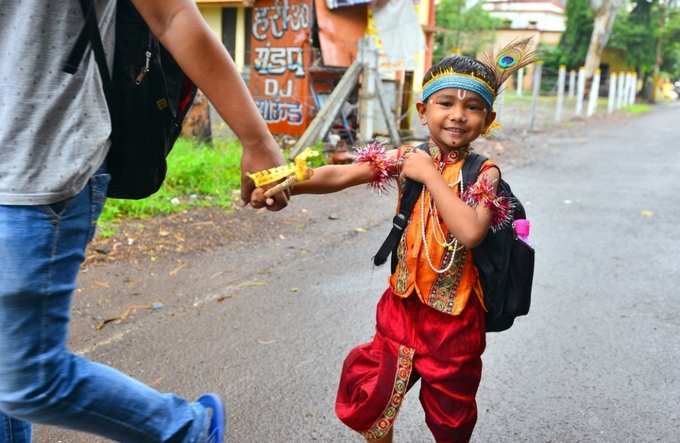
left=38, top=103, right=680, bottom=442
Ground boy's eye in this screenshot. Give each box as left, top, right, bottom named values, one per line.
left=437, top=100, right=452, bottom=107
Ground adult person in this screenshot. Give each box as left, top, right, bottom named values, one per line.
left=0, top=0, right=287, bottom=442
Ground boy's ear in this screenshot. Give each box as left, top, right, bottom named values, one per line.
left=484, top=111, right=497, bottom=130
left=416, top=101, right=427, bottom=124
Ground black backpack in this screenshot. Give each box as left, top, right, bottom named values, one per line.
left=373, top=146, right=535, bottom=332
left=63, top=0, right=197, bottom=199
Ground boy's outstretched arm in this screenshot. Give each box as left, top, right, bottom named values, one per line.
left=291, top=163, right=375, bottom=195
left=130, top=0, right=286, bottom=209
left=251, top=148, right=400, bottom=207
left=250, top=162, right=374, bottom=207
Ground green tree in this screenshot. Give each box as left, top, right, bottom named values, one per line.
left=584, top=0, right=626, bottom=77
left=660, top=9, right=680, bottom=79
left=559, top=0, right=594, bottom=69
left=608, top=0, right=680, bottom=98
left=608, top=1, right=656, bottom=74
left=659, top=5, right=680, bottom=79
left=433, top=0, right=501, bottom=62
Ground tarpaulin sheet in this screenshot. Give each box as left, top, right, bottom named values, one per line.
left=372, top=0, right=424, bottom=71
left=315, top=0, right=367, bottom=67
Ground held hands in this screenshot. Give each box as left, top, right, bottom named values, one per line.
left=250, top=183, right=293, bottom=208
left=240, top=138, right=289, bottom=211
left=249, top=187, right=270, bottom=209
left=399, top=149, right=438, bottom=185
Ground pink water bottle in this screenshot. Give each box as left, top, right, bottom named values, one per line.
left=514, top=219, right=531, bottom=246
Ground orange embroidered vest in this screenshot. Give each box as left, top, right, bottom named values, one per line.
left=388, top=157, right=487, bottom=316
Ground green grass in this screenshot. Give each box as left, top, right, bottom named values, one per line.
left=99, top=138, right=243, bottom=236
left=623, top=103, right=651, bottom=114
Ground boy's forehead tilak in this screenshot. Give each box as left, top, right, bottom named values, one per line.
left=429, top=88, right=485, bottom=103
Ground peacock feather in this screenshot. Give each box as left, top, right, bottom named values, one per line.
left=480, top=38, right=538, bottom=92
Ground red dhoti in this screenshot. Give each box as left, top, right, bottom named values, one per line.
left=335, top=289, right=486, bottom=442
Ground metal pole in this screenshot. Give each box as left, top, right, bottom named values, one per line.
left=622, top=72, right=630, bottom=108
left=629, top=72, right=637, bottom=105
left=555, top=65, right=566, bottom=121
left=616, top=72, right=625, bottom=109
left=516, top=68, right=524, bottom=97
left=608, top=72, right=617, bottom=114
left=495, top=88, right=505, bottom=123
left=529, top=63, right=543, bottom=131
left=586, top=69, right=601, bottom=117
left=575, top=67, right=586, bottom=116
left=374, top=76, right=401, bottom=146
left=358, top=38, right=377, bottom=142
left=568, top=69, right=576, bottom=98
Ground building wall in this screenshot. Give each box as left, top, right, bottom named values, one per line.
left=600, top=48, right=628, bottom=74
left=196, top=2, right=251, bottom=138
left=494, top=28, right=561, bottom=47
left=197, top=4, right=248, bottom=72
left=413, top=0, right=432, bottom=93
left=484, top=0, right=565, bottom=32
left=198, top=5, right=223, bottom=38
left=487, top=10, right=565, bottom=31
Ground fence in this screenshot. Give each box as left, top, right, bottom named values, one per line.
left=487, top=65, right=639, bottom=134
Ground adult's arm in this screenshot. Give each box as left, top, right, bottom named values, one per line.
left=130, top=0, right=287, bottom=209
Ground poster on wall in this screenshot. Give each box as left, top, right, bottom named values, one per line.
left=249, top=0, right=313, bottom=137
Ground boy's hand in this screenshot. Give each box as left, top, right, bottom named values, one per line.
left=400, top=149, right=437, bottom=185
left=250, top=187, right=267, bottom=209
left=250, top=187, right=287, bottom=209
left=240, top=140, right=288, bottom=211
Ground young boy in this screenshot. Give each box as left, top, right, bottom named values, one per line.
left=254, top=46, right=534, bottom=442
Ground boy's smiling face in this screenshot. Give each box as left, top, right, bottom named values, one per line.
left=417, top=88, right=496, bottom=152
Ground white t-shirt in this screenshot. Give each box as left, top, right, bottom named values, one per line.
left=0, top=0, right=116, bottom=205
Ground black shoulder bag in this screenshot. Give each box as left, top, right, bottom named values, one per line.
left=64, top=0, right=197, bottom=199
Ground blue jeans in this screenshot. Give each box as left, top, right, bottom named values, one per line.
left=0, top=169, right=208, bottom=443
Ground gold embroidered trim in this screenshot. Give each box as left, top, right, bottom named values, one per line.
left=427, top=242, right=468, bottom=314
left=361, top=345, right=415, bottom=440
left=394, top=234, right=410, bottom=294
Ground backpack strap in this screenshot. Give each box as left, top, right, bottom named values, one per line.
left=373, top=143, right=429, bottom=272
left=461, top=152, right=488, bottom=192
left=63, top=0, right=114, bottom=116
left=63, top=24, right=91, bottom=75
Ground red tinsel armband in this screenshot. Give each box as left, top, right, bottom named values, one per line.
left=355, top=141, right=398, bottom=193
left=462, top=175, right=515, bottom=232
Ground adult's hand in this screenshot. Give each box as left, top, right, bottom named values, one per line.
left=240, top=137, right=289, bottom=211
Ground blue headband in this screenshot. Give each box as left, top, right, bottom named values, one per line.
left=422, top=72, right=496, bottom=108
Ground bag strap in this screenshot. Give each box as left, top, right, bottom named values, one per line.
left=461, top=152, right=487, bottom=192
left=63, top=0, right=114, bottom=116
left=373, top=143, right=429, bottom=271
left=63, top=24, right=91, bottom=75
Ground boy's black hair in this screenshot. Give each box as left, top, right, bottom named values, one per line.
left=423, top=55, right=498, bottom=100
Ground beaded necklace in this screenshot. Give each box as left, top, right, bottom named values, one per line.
left=419, top=154, right=465, bottom=274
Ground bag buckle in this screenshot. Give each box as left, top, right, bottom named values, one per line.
left=392, top=213, right=408, bottom=231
